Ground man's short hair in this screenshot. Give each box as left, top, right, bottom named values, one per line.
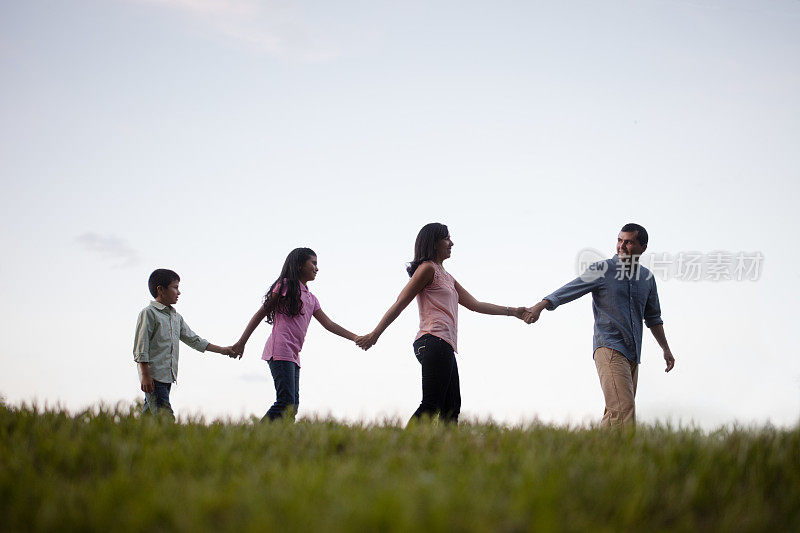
left=148, top=269, right=180, bottom=298
left=620, top=223, right=648, bottom=246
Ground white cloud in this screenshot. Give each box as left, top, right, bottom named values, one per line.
left=76, top=232, right=140, bottom=268
left=133, top=0, right=338, bottom=60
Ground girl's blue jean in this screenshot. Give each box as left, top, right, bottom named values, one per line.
left=263, top=359, right=300, bottom=422
left=411, top=334, right=461, bottom=423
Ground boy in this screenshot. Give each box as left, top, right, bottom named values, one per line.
left=133, top=268, right=237, bottom=418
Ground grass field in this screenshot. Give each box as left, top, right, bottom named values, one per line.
left=1, top=402, right=798, bottom=532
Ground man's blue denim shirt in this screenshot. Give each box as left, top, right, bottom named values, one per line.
left=544, top=255, right=663, bottom=364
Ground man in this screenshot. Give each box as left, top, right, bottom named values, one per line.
left=524, top=223, right=675, bottom=426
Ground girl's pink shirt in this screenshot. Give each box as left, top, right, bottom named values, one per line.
left=262, top=280, right=321, bottom=367
left=415, top=261, right=459, bottom=352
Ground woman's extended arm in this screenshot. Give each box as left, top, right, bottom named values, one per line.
left=454, top=280, right=526, bottom=319
left=355, top=263, right=435, bottom=350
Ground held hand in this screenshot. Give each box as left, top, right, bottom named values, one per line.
left=355, top=332, right=378, bottom=351
left=511, top=306, right=526, bottom=320
left=221, top=346, right=239, bottom=359
left=232, top=341, right=245, bottom=359
left=141, top=375, right=155, bottom=394
left=523, top=306, right=543, bottom=324
left=354, top=335, right=369, bottom=350
left=664, top=350, right=675, bottom=372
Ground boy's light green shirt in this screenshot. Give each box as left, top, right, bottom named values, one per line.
left=133, top=301, right=209, bottom=383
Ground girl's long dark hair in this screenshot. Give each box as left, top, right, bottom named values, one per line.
left=406, top=223, right=449, bottom=277
left=264, top=247, right=316, bottom=324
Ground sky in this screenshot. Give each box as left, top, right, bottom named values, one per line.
left=1, top=0, right=799, bottom=429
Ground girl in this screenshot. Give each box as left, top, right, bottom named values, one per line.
left=355, top=223, right=527, bottom=423
left=233, top=247, right=358, bottom=421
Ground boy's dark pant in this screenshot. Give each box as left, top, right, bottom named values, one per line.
left=263, top=359, right=300, bottom=422
left=143, top=380, right=174, bottom=420
left=411, top=333, right=461, bottom=423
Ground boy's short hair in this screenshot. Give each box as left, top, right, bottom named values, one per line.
left=148, top=269, right=180, bottom=298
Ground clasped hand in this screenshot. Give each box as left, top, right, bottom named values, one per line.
left=521, top=308, right=540, bottom=324
left=521, top=304, right=545, bottom=324
left=354, top=332, right=378, bottom=351
left=222, top=342, right=245, bottom=359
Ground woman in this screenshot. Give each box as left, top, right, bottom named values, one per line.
left=356, top=223, right=527, bottom=423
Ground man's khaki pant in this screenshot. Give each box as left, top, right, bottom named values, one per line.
left=594, top=347, right=639, bottom=427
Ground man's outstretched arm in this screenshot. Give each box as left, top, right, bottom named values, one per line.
left=524, top=268, right=605, bottom=324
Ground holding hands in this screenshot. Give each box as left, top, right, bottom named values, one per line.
left=508, top=306, right=527, bottom=321
left=354, top=331, right=379, bottom=351
left=230, top=341, right=245, bottom=359
left=205, top=343, right=242, bottom=359
left=522, top=300, right=549, bottom=324
left=222, top=346, right=241, bottom=358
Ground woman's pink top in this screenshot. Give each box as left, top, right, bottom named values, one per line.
left=262, top=280, right=321, bottom=367
left=415, top=261, right=459, bottom=352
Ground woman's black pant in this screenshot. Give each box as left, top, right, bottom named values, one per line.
left=411, top=334, right=461, bottom=423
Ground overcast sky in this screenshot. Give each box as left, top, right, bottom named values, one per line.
left=1, top=0, right=799, bottom=428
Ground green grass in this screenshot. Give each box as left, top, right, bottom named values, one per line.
left=1, top=403, right=798, bottom=532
